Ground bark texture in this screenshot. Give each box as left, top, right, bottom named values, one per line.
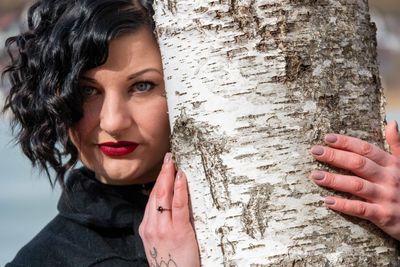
left=154, top=0, right=399, bottom=266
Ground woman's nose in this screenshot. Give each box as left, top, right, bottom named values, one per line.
left=99, top=94, right=133, bottom=136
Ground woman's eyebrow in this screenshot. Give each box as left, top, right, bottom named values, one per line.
left=127, top=68, right=162, bottom=80
left=79, top=76, right=97, bottom=83
left=80, top=68, right=162, bottom=82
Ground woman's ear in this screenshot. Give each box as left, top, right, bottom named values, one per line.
left=67, top=128, right=79, bottom=148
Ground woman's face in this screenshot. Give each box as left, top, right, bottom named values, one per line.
left=69, top=27, right=170, bottom=185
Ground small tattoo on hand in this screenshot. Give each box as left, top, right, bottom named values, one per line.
left=150, top=247, right=178, bottom=267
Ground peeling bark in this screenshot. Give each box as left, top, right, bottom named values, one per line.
left=154, top=0, right=399, bottom=266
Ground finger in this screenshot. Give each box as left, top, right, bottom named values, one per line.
left=323, top=196, right=382, bottom=225
left=143, top=169, right=161, bottom=220
left=172, top=170, right=190, bottom=226
left=310, top=146, right=384, bottom=183
left=310, top=171, right=382, bottom=201
left=323, top=133, right=391, bottom=166
left=154, top=152, right=176, bottom=223
left=139, top=184, right=156, bottom=240
left=140, top=153, right=175, bottom=240
left=140, top=194, right=151, bottom=228
left=386, top=120, right=400, bottom=158
left=139, top=175, right=158, bottom=238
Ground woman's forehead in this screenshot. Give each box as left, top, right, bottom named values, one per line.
left=82, top=29, right=161, bottom=79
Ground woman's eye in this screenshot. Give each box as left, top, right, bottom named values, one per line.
left=133, top=81, right=156, bottom=93
left=81, top=86, right=98, bottom=96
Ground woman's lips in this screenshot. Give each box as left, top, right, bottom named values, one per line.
left=98, top=141, right=138, bottom=157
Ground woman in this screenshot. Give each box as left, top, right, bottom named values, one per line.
left=2, top=0, right=400, bottom=266
left=3, top=0, right=198, bottom=266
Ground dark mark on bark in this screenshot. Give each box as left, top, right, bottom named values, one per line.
left=171, top=110, right=231, bottom=210
left=217, top=226, right=237, bottom=262
left=285, top=54, right=312, bottom=82
left=267, top=252, right=393, bottom=267
left=228, top=0, right=260, bottom=39
left=318, top=94, right=339, bottom=111
left=166, top=0, right=177, bottom=14
left=242, top=184, right=273, bottom=239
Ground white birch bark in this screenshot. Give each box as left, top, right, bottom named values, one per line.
left=153, top=0, right=399, bottom=266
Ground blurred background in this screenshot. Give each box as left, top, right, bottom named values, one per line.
left=369, top=0, right=400, bottom=114
left=0, top=0, right=399, bottom=265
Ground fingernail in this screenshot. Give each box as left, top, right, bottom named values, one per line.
left=311, top=171, right=325, bottom=180
left=311, top=146, right=324, bottom=156
left=324, top=197, right=335, bottom=205
left=176, top=169, right=183, bottom=180
left=325, top=134, right=337, bottom=143
left=164, top=152, right=172, bottom=164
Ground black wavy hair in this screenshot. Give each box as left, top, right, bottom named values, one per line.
left=2, top=0, right=155, bottom=188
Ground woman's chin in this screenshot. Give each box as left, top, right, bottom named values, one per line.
left=88, top=157, right=162, bottom=185
left=94, top=167, right=139, bottom=185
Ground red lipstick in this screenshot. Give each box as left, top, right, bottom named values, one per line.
left=98, top=141, right=138, bottom=157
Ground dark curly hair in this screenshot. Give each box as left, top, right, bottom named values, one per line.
left=2, top=0, right=155, bottom=188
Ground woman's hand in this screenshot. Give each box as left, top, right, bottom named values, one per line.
left=310, top=121, right=400, bottom=240
left=139, top=152, right=200, bottom=267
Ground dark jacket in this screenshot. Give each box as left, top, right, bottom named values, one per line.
left=6, top=167, right=150, bottom=267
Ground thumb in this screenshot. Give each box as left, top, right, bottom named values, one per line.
left=385, top=120, right=400, bottom=157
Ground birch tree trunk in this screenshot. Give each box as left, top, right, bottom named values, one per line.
left=153, top=0, right=399, bottom=266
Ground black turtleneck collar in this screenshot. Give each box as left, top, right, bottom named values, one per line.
left=58, top=167, right=151, bottom=229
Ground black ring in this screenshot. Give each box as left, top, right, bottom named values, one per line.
left=157, top=206, right=172, bottom=213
